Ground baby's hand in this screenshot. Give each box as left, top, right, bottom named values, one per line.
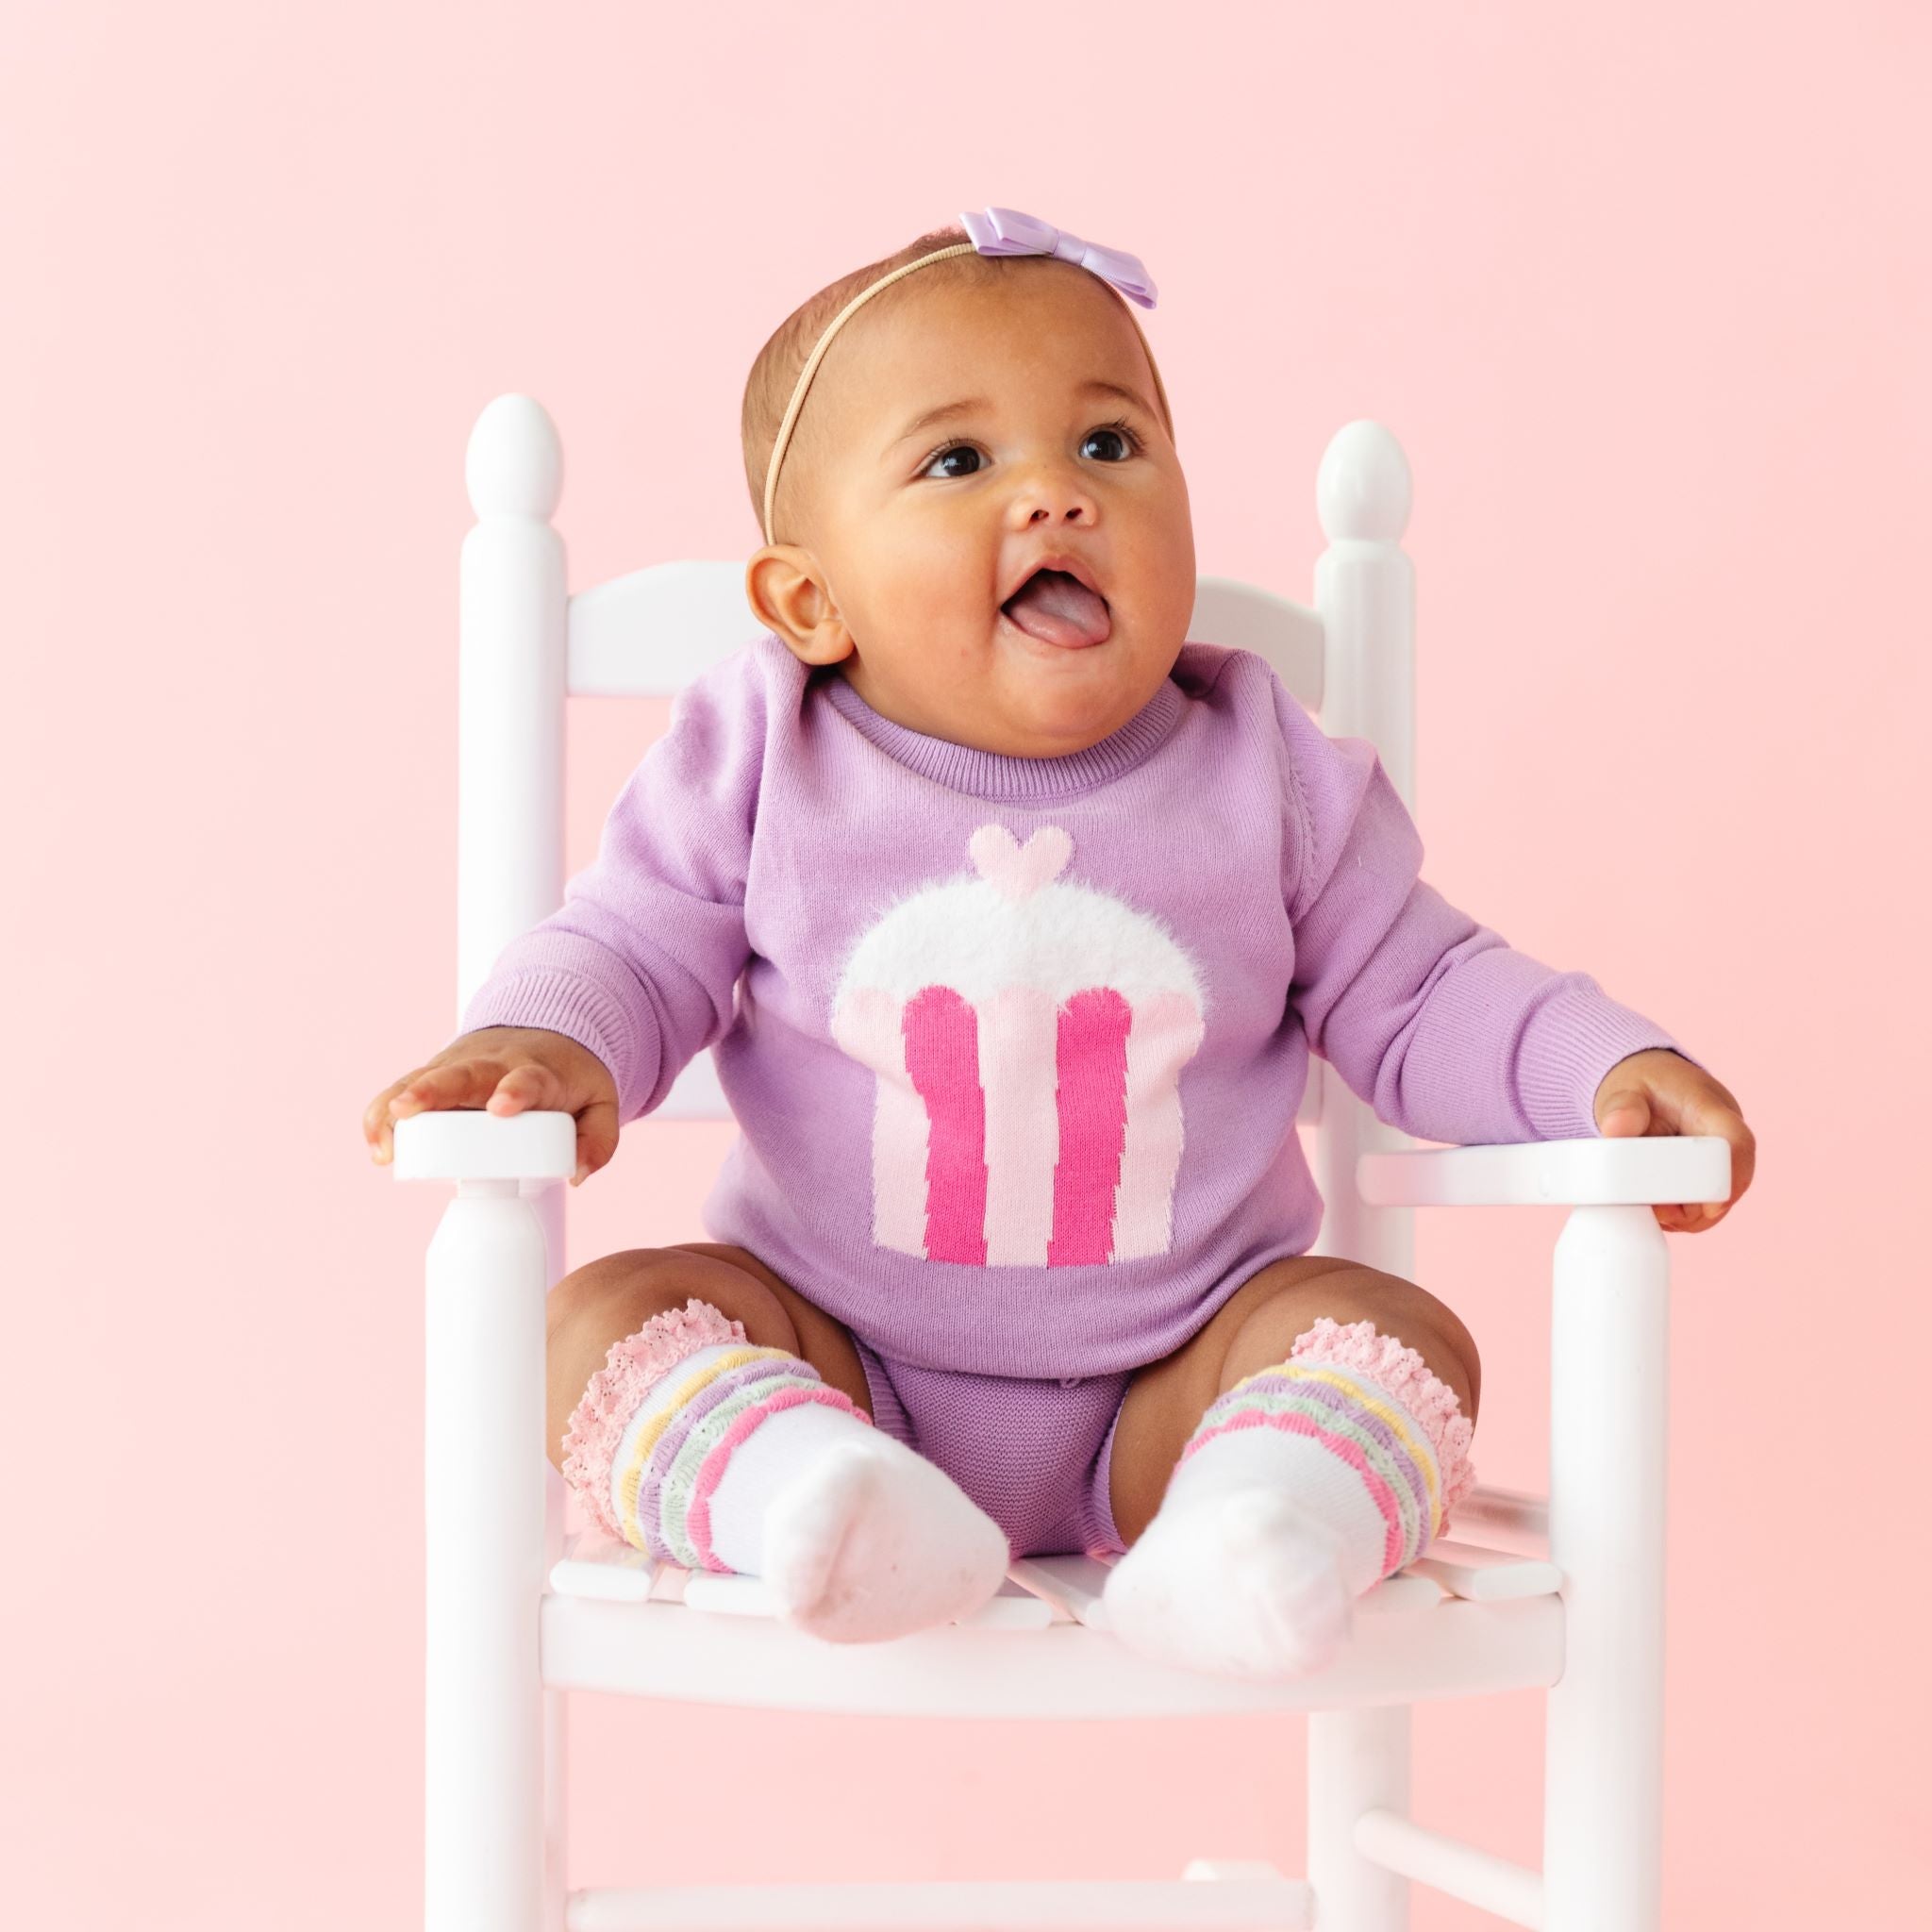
left=1591, top=1048, right=1755, bottom=1233
left=363, top=1025, right=621, bottom=1187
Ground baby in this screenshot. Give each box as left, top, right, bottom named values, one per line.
left=363, top=207, right=1756, bottom=1682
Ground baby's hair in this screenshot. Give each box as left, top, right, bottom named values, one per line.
left=741, top=222, right=1174, bottom=542
left=741, top=223, right=984, bottom=540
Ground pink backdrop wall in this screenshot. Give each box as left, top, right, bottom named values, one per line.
left=5, top=3, right=1925, bottom=1924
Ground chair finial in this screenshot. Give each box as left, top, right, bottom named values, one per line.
left=466, top=393, right=562, bottom=521
left=1317, top=420, right=1411, bottom=542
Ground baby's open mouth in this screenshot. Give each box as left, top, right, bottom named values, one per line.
left=1000, top=568, right=1113, bottom=649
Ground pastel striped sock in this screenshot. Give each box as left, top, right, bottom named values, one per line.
left=561, top=1299, right=1010, bottom=1641
left=1103, top=1317, right=1475, bottom=1681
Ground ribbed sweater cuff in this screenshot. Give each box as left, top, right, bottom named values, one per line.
left=1515, top=978, right=1705, bottom=1141
left=449, top=968, right=656, bottom=1124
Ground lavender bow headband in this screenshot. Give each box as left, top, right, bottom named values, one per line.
left=760, top=206, right=1166, bottom=545
left=957, top=207, right=1158, bottom=308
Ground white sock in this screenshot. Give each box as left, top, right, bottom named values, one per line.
left=741, top=1419, right=1014, bottom=1643
left=1102, top=1351, right=1457, bottom=1681
left=576, top=1327, right=1010, bottom=1644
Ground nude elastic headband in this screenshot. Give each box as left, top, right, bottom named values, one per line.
left=760, top=205, right=1169, bottom=546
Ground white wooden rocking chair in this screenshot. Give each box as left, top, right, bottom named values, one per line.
left=392, top=395, right=1729, bottom=1932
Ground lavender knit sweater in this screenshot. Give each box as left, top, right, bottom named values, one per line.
left=456, top=634, right=1691, bottom=1379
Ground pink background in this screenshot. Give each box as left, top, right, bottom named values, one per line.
left=5, top=3, right=1926, bottom=1925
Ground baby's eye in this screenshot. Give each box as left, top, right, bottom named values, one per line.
left=1081, top=421, right=1141, bottom=462
left=916, top=418, right=1144, bottom=481
left=920, top=443, right=986, bottom=481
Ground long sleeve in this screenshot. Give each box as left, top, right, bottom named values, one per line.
left=1275, top=678, right=1701, bottom=1145
left=450, top=655, right=763, bottom=1125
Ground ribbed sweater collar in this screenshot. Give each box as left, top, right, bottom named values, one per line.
left=816, top=668, right=1189, bottom=802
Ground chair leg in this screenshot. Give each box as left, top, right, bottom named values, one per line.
left=1543, top=1205, right=1669, bottom=1931
left=541, top=1682, right=568, bottom=1931
left=539, top=1190, right=571, bottom=1932
left=1307, top=1705, right=1411, bottom=1930
left=425, top=1181, right=549, bottom=1932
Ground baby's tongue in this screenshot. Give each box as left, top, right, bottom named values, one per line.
left=1002, top=568, right=1111, bottom=647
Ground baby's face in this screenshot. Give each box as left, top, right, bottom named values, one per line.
left=748, top=262, right=1196, bottom=757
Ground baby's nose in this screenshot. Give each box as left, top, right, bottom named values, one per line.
left=1009, top=473, right=1097, bottom=525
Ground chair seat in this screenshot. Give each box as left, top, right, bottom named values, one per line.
left=542, top=1534, right=1565, bottom=1720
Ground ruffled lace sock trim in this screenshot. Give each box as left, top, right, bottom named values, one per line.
left=560, top=1298, right=746, bottom=1541
left=1289, top=1315, right=1478, bottom=1520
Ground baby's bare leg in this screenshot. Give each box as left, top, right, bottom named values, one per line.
left=543, top=1241, right=1008, bottom=1641
left=1103, top=1257, right=1483, bottom=1680
left=1108, top=1256, right=1481, bottom=1546
left=544, top=1241, right=871, bottom=1472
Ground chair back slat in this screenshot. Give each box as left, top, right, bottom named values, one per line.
left=1190, top=577, right=1324, bottom=712
left=566, top=562, right=1325, bottom=715
left=568, top=560, right=757, bottom=697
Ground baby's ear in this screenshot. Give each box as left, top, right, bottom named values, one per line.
left=746, top=546, right=853, bottom=667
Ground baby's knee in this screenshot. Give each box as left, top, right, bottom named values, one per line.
left=543, top=1247, right=802, bottom=1470
left=1392, top=1276, right=1481, bottom=1407
left=1326, top=1270, right=1482, bottom=1419
left=1237, top=1262, right=1481, bottom=1421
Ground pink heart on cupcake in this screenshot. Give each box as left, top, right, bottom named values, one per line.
left=968, top=824, right=1074, bottom=902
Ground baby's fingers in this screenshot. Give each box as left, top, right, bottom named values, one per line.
left=1655, top=1200, right=1726, bottom=1234
left=364, top=1081, right=408, bottom=1156
left=571, top=1098, right=620, bottom=1187
left=375, top=1060, right=524, bottom=1161
left=364, top=1068, right=459, bottom=1163
left=485, top=1062, right=566, bottom=1116
left=386, top=1058, right=510, bottom=1126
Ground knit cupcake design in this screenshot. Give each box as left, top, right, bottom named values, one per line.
left=829, top=825, right=1208, bottom=1266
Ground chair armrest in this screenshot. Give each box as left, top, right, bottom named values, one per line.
left=391, top=1108, right=576, bottom=1184
left=1356, top=1134, right=1730, bottom=1208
